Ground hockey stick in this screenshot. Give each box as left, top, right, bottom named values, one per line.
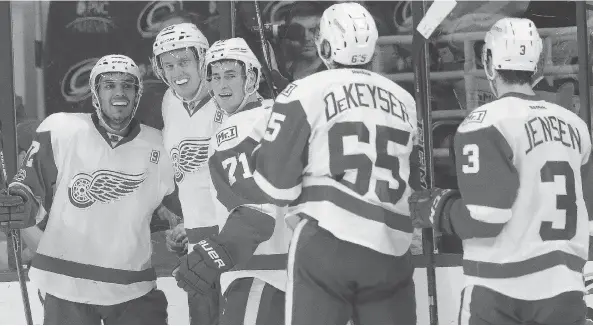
left=0, top=121, right=33, bottom=325
left=253, top=0, right=278, bottom=98
left=412, top=1, right=439, bottom=324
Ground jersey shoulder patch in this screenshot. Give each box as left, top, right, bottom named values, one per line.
left=458, top=98, right=518, bottom=134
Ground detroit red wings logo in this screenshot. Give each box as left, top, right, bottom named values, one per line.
left=170, top=138, right=210, bottom=183
left=68, top=170, right=147, bottom=208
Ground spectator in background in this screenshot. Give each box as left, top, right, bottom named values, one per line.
left=280, top=1, right=326, bottom=80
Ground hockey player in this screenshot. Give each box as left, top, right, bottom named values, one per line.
left=4, top=54, right=182, bottom=324
left=174, top=37, right=291, bottom=325
left=409, top=18, right=592, bottom=324
left=250, top=3, right=419, bottom=324
left=152, top=22, right=222, bottom=324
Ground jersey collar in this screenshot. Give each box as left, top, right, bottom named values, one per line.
left=499, top=92, right=542, bottom=101
left=91, top=113, right=141, bottom=149
left=183, top=93, right=213, bottom=117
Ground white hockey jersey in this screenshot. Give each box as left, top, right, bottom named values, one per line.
left=252, top=69, right=418, bottom=257
left=10, top=113, right=177, bottom=305
left=208, top=99, right=291, bottom=293
left=451, top=93, right=592, bottom=300
left=161, top=89, right=225, bottom=250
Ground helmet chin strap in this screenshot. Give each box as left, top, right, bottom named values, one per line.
left=92, top=89, right=139, bottom=135
left=171, top=77, right=206, bottom=109
left=96, top=108, right=134, bottom=134
left=484, top=59, right=499, bottom=99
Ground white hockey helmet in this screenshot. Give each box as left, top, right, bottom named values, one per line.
left=152, top=23, right=210, bottom=82
left=316, top=2, right=378, bottom=67
left=482, top=17, right=543, bottom=81
left=205, top=38, right=262, bottom=88
left=90, top=54, right=143, bottom=132
left=205, top=38, right=262, bottom=114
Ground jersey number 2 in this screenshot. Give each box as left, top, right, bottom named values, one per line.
left=540, top=161, right=577, bottom=241
left=328, top=122, right=410, bottom=204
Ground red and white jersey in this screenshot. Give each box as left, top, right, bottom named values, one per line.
left=252, top=69, right=418, bottom=257
left=10, top=113, right=176, bottom=305
left=161, top=89, right=225, bottom=249
left=208, top=99, right=291, bottom=293
left=453, top=93, right=591, bottom=300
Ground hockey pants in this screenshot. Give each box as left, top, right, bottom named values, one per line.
left=458, top=285, right=586, bottom=324
left=188, top=287, right=220, bottom=325
left=219, top=277, right=284, bottom=324
left=286, top=218, right=416, bottom=325
left=43, top=288, right=168, bottom=324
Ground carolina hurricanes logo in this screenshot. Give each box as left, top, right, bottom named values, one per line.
left=61, top=58, right=99, bottom=103
left=68, top=170, right=147, bottom=208
left=137, top=1, right=183, bottom=38
left=170, top=138, right=210, bottom=183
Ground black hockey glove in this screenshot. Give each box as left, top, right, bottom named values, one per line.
left=175, top=238, right=234, bottom=298
left=408, top=188, right=460, bottom=234
left=0, top=186, right=37, bottom=230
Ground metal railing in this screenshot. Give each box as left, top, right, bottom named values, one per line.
left=373, top=26, right=579, bottom=112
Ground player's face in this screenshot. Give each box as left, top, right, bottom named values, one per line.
left=209, top=60, right=247, bottom=114
left=160, top=48, right=202, bottom=100
left=97, top=72, right=137, bottom=129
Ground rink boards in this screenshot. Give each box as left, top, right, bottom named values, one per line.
left=1, top=263, right=592, bottom=325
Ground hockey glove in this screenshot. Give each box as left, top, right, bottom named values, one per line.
left=408, top=188, right=460, bottom=234
left=0, top=186, right=37, bottom=230
left=175, top=238, right=234, bottom=298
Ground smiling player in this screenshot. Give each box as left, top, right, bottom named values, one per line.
left=6, top=54, right=182, bottom=324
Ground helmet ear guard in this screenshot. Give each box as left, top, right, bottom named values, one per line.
left=319, top=39, right=332, bottom=60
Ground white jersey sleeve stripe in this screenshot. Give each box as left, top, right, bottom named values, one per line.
left=464, top=249, right=585, bottom=279
left=253, top=170, right=302, bottom=203
left=466, top=204, right=512, bottom=224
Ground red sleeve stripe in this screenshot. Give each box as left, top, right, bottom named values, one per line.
left=455, top=126, right=518, bottom=210
left=32, top=253, right=156, bottom=284
left=293, top=185, right=413, bottom=234
left=240, top=253, right=287, bottom=271
left=463, top=250, right=586, bottom=279
left=186, top=226, right=219, bottom=244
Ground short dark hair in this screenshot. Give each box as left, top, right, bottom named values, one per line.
left=485, top=49, right=533, bottom=86
left=496, top=70, right=533, bottom=86
left=335, top=61, right=373, bottom=71
left=285, top=2, right=324, bottom=24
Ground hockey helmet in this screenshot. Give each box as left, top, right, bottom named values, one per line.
left=89, top=54, right=143, bottom=133
left=152, top=23, right=209, bottom=83
left=482, top=17, right=543, bottom=81
left=205, top=38, right=262, bottom=94
left=315, top=2, right=378, bottom=68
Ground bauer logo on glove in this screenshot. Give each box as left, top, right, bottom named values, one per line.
left=197, top=239, right=227, bottom=269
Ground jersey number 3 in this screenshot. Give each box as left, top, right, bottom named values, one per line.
left=328, top=122, right=410, bottom=204
left=540, top=161, right=577, bottom=241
